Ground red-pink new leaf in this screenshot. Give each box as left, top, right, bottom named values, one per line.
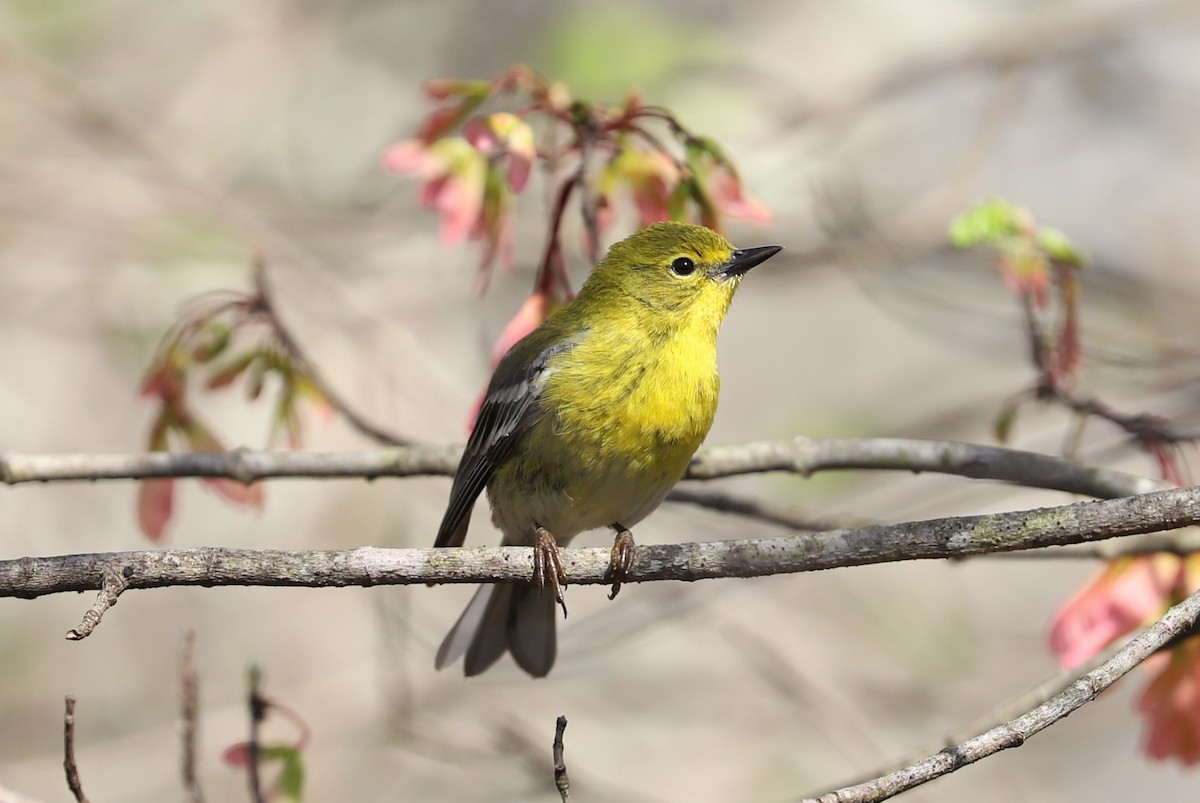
left=601, top=148, right=679, bottom=227
left=137, top=478, right=175, bottom=541
left=1139, top=640, right=1200, bottom=765
left=708, top=166, right=772, bottom=225
left=463, top=113, right=535, bottom=193
left=385, top=138, right=486, bottom=245
left=381, top=139, right=435, bottom=174
left=421, top=175, right=480, bottom=244
left=1049, top=555, right=1177, bottom=669
left=222, top=742, right=253, bottom=768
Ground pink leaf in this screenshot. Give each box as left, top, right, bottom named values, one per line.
left=1139, top=642, right=1200, bottom=765
left=418, top=105, right=468, bottom=143
left=222, top=742, right=252, bottom=768
left=708, top=166, right=772, bottom=225
left=204, top=477, right=264, bottom=509
left=381, top=140, right=435, bottom=175
left=462, top=115, right=499, bottom=152
left=137, top=478, right=175, bottom=541
left=463, top=113, right=535, bottom=193
left=1049, top=556, right=1178, bottom=668
left=425, top=175, right=480, bottom=245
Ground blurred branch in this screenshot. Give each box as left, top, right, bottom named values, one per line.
left=553, top=716, right=570, bottom=803
left=252, top=259, right=412, bottom=447
left=784, top=0, right=1198, bottom=129
left=816, top=634, right=1131, bottom=795
left=62, top=697, right=88, bottom=803
left=245, top=666, right=266, bottom=803
left=6, top=484, right=1200, bottom=601
left=665, top=487, right=860, bottom=532
left=0, top=437, right=1165, bottom=500
left=800, top=584, right=1200, bottom=803
left=181, top=631, right=204, bottom=803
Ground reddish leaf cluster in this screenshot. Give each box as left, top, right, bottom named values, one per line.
left=383, top=64, right=771, bottom=287
left=1052, top=554, right=1200, bottom=764
left=138, top=287, right=331, bottom=540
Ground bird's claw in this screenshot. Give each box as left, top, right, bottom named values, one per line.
left=533, top=526, right=568, bottom=618
left=607, top=528, right=636, bottom=600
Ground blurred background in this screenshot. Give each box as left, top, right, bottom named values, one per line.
left=3, top=0, right=1200, bottom=800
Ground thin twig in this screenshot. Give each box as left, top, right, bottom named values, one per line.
left=6, top=485, right=1200, bottom=601
left=253, top=260, right=411, bottom=447
left=534, top=173, right=579, bottom=299
left=65, top=564, right=132, bottom=640
left=0, top=437, right=1165, bottom=502
left=246, top=666, right=266, bottom=803
left=181, top=630, right=204, bottom=803
left=810, top=636, right=1129, bottom=796
left=62, top=697, right=88, bottom=803
left=800, top=585, right=1200, bottom=803
left=553, top=716, right=570, bottom=803
left=666, top=487, right=861, bottom=531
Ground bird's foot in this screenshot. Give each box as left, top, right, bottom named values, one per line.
left=533, top=526, right=568, bottom=618
left=607, top=526, right=636, bottom=600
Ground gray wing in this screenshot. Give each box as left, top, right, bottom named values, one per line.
left=433, top=339, right=569, bottom=548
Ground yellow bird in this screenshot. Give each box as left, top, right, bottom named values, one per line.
left=434, top=221, right=782, bottom=676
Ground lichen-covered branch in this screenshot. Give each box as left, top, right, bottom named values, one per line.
left=4, top=484, right=1200, bottom=602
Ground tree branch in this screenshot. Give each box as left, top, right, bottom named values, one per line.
left=0, top=437, right=1164, bottom=500
left=801, top=584, right=1200, bottom=803
left=181, top=630, right=204, bottom=803
left=62, top=697, right=88, bottom=803
left=5, top=484, right=1200, bottom=601
left=65, top=565, right=131, bottom=640
left=552, top=715, right=570, bottom=803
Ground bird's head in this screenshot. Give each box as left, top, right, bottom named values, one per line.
left=579, top=221, right=782, bottom=332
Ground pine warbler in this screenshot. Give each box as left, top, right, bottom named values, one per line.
left=434, top=221, right=782, bottom=676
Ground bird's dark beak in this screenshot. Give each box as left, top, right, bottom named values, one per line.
left=714, top=244, right=783, bottom=279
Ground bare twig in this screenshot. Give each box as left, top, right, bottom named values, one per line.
left=252, top=261, right=411, bottom=447
left=181, top=630, right=204, bottom=803
left=62, top=697, right=88, bottom=803
left=65, top=564, right=131, bottom=640
left=6, top=485, right=1200, bottom=602
left=666, top=487, right=861, bottom=531
left=553, top=716, right=570, bottom=803
left=800, top=584, right=1200, bottom=803
left=246, top=666, right=266, bottom=803
left=0, top=437, right=1164, bottom=501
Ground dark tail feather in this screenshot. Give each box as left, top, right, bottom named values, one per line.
left=435, top=584, right=557, bottom=677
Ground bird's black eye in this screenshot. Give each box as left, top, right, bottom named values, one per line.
left=671, top=256, right=696, bottom=276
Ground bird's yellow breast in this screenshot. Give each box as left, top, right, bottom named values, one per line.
left=488, top=312, right=721, bottom=541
